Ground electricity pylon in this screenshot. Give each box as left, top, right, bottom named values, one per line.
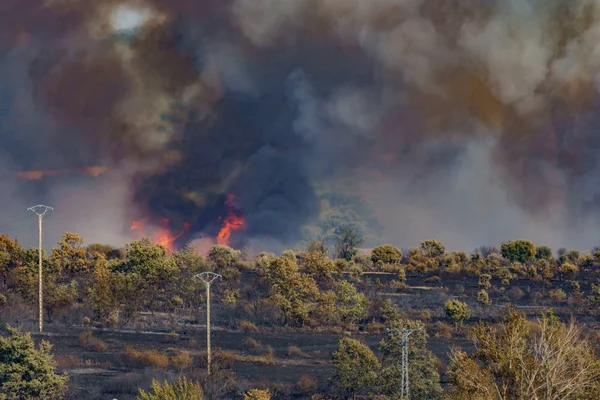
left=194, top=272, right=221, bottom=375
left=388, top=327, right=423, bottom=399
left=27, top=205, right=53, bottom=333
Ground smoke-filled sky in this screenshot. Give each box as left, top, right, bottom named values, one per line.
left=3, top=0, right=600, bottom=252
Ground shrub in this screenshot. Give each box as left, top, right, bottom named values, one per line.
left=240, top=320, right=259, bottom=333
left=137, top=377, right=204, bottom=400
left=478, top=274, right=492, bottom=289
left=288, top=345, right=307, bottom=357
left=550, top=289, right=567, bottom=302
left=535, top=245, right=553, bottom=260
left=421, top=310, right=432, bottom=321
left=171, top=351, right=192, bottom=372
left=164, top=331, right=179, bottom=342
left=371, top=245, right=402, bottom=266
left=425, top=276, right=441, bottom=285
left=244, top=338, right=264, bottom=351
left=296, top=375, right=318, bottom=395
left=477, top=290, right=491, bottom=307
left=122, top=347, right=169, bottom=370
left=559, top=262, right=579, bottom=278
left=245, top=389, right=271, bottom=400
left=501, top=279, right=511, bottom=287
left=508, top=287, right=525, bottom=301
left=82, top=317, right=91, bottom=327
left=263, top=346, right=275, bottom=363
left=78, top=331, right=107, bottom=352
left=444, top=299, right=470, bottom=325
left=0, top=294, right=7, bottom=308
left=435, top=322, right=453, bottom=339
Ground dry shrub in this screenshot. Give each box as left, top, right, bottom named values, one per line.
left=287, top=345, right=306, bottom=357
left=171, top=351, right=192, bottom=372
left=122, top=347, right=169, bottom=370
left=78, top=330, right=107, bottom=352
left=263, top=346, right=275, bottom=363
left=240, top=320, right=259, bottom=333
left=163, top=331, right=179, bottom=342
left=550, top=288, right=567, bottom=302
left=365, top=321, right=386, bottom=334
left=435, top=322, right=453, bottom=339
left=245, top=388, right=272, bottom=400
left=243, top=338, right=264, bottom=351
left=425, top=275, right=441, bottom=284
left=296, top=375, right=318, bottom=394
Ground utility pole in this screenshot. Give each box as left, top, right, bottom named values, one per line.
left=388, top=327, right=422, bottom=399
left=27, top=205, right=53, bottom=333
left=194, top=272, right=221, bottom=375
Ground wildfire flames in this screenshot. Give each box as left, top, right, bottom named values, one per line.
left=130, top=218, right=191, bottom=254
left=217, top=194, right=245, bottom=246
left=17, top=166, right=107, bottom=180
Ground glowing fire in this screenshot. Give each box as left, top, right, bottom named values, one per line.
left=17, top=166, right=107, bottom=180
left=130, top=218, right=190, bottom=254
left=217, top=194, right=246, bottom=246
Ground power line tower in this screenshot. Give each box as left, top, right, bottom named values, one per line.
left=194, top=272, right=221, bottom=375
left=389, top=327, right=422, bottom=399
left=27, top=205, right=53, bottom=333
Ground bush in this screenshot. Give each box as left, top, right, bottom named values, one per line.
left=82, top=317, right=91, bottom=327
left=137, top=377, right=204, bottom=400
left=245, top=389, right=271, bottom=400
left=444, top=299, right=470, bottom=325
left=421, top=240, right=445, bottom=257
left=478, top=274, right=492, bottom=289
left=371, top=245, right=402, bottom=266
left=508, top=287, right=525, bottom=301
left=477, top=289, right=491, bottom=307
left=435, top=322, right=453, bottom=339
left=240, top=320, right=259, bottom=333
left=296, top=376, right=318, bottom=395
left=244, top=338, right=264, bottom=351
left=288, top=345, right=307, bottom=357
left=171, top=351, right=192, bottom=372
left=78, top=331, right=107, bottom=352
left=550, top=289, right=567, bottom=302
left=122, top=347, right=169, bottom=370
left=559, top=262, right=579, bottom=278
left=500, top=240, right=535, bottom=263
left=425, top=276, right=441, bottom=284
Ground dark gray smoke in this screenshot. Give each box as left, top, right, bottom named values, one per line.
left=3, top=0, right=600, bottom=251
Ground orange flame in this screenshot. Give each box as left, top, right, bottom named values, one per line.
left=217, top=194, right=246, bottom=246
left=130, top=218, right=190, bottom=254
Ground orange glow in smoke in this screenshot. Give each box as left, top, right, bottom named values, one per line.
left=17, top=166, right=107, bottom=180
left=217, top=194, right=245, bottom=246
left=130, top=218, right=191, bottom=254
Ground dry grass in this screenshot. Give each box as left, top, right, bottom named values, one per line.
left=78, top=331, right=107, bottom=352
left=287, top=345, right=307, bottom=358
left=122, top=346, right=170, bottom=370
left=435, top=322, right=454, bottom=339
left=240, top=320, right=260, bottom=333
left=243, top=337, right=264, bottom=351
left=54, top=355, right=111, bottom=369
left=171, top=351, right=192, bottom=372
left=296, top=375, right=318, bottom=394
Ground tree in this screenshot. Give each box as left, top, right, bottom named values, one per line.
left=206, top=245, right=240, bottom=269
left=535, top=245, right=553, bottom=260
left=444, top=299, right=470, bottom=326
left=44, top=280, right=78, bottom=322
left=331, top=338, right=380, bottom=399
left=500, top=240, right=535, bottom=263
left=51, top=233, right=88, bottom=277
left=334, top=280, right=369, bottom=324
left=300, top=251, right=335, bottom=282
left=371, top=245, right=402, bottom=267
left=378, top=320, right=442, bottom=399
left=334, top=225, right=364, bottom=261
left=447, top=307, right=600, bottom=400
left=87, top=255, right=121, bottom=321
left=137, top=377, right=204, bottom=399
left=0, top=325, right=68, bottom=399
left=420, top=240, right=445, bottom=258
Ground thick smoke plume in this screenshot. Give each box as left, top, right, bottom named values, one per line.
left=3, top=0, right=600, bottom=250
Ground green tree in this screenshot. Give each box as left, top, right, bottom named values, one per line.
left=334, top=225, right=364, bottom=261
left=371, top=245, right=402, bottom=266
left=335, top=280, right=369, bottom=324
left=500, top=240, right=535, bottom=263
left=535, top=245, right=553, bottom=260
left=0, top=325, right=68, bottom=399
left=51, top=233, right=88, bottom=277
left=331, top=338, right=380, bottom=399
left=206, top=245, right=241, bottom=269
left=305, top=239, right=328, bottom=255
left=300, top=251, right=335, bottom=282
left=378, top=320, right=442, bottom=399
left=87, top=255, right=120, bottom=321
left=447, top=307, right=600, bottom=400
left=420, top=240, right=445, bottom=258
left=444, top=299, right=470, bottom=326
left=44, top=280, right=78, bottom=323
left=137, top=377, right=204, bottom=399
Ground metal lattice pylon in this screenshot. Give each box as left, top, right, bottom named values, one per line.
left=388, top=327, right=422, bottom=399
